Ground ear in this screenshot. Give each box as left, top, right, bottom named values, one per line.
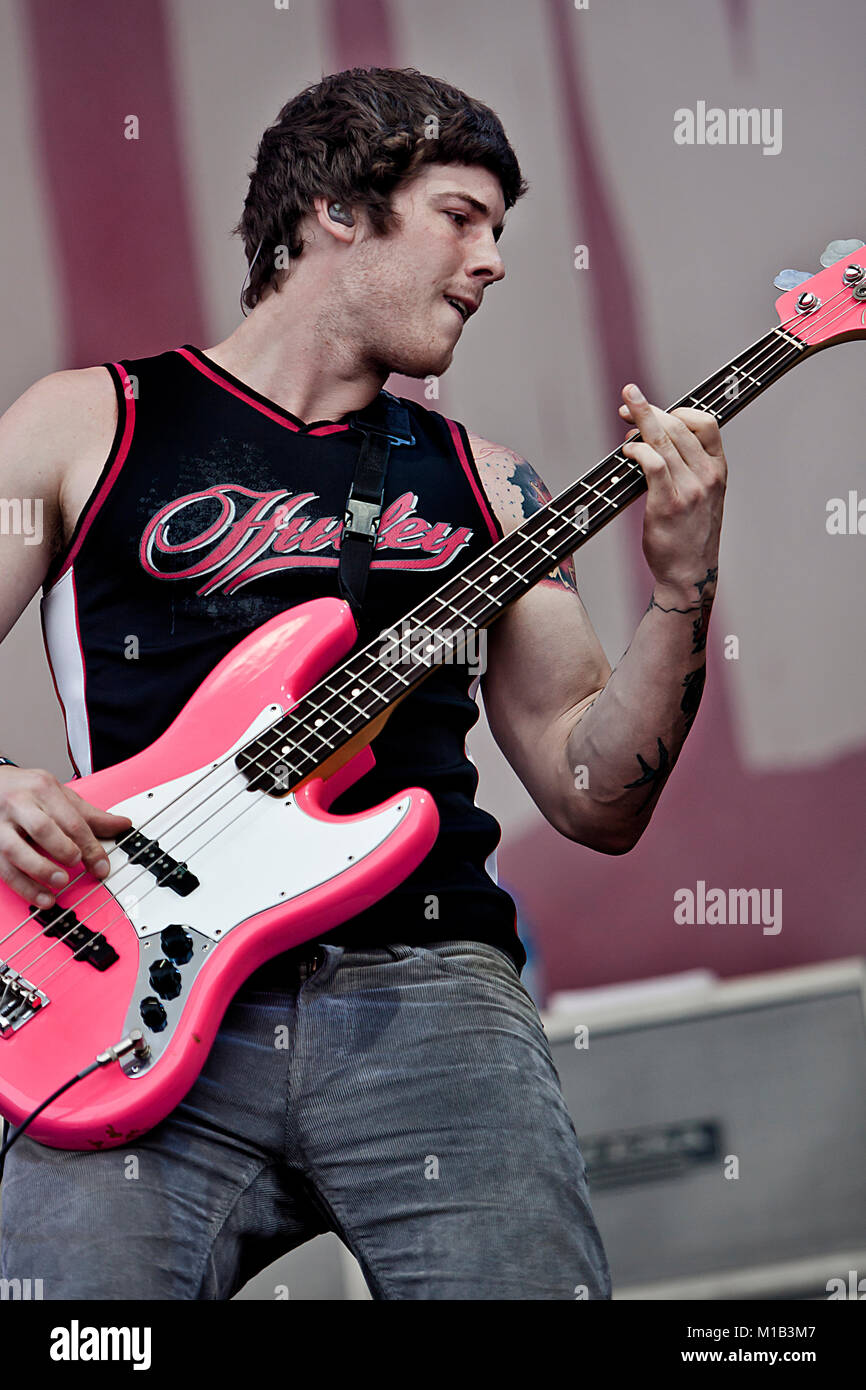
left=311, top=196, right=356, bottom=244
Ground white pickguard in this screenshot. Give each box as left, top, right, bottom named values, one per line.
left=99, top=703, right=410, bottom=944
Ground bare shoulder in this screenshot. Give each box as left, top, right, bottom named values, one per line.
left=464, top=429, right=541, bottom=534
left=0, top=366, right=118, bottom=637
left=1, top=365, right=118, bottom=479
left=464, top=428, right=579, bottom=595
left=1, top=365, right=119, bottom=540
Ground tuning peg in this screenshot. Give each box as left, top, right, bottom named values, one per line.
left=819, top=238, right=865, bottom=268
left=773, top=269, right=812, bottom=291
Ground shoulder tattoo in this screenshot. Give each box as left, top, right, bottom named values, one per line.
left=467, top=436, right=579, bottom=596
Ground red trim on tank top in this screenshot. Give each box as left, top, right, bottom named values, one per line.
left=175, top=347, right=352, bottom=436
left=47, top=363, right=136, bottom=591
left=443, top=418, right=501, bottom=543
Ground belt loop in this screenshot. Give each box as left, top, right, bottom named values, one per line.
left=298, top=944, right=325, bottom=980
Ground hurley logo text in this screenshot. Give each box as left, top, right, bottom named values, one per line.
left=139, top=486, right=474, bottom=596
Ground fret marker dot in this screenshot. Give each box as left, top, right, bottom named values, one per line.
left=314, top=718, right=324, bottom=727
left=351, top=688, right=361, bottom=697
left=611, top=475, right=619, bottom=485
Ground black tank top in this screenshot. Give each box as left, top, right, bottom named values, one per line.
left=40, top=346, right=525, bottom=972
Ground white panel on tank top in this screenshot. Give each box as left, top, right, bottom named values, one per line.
left=466, top=674, right=503, bottom=883
left=40, top=568, right=92, bottom=777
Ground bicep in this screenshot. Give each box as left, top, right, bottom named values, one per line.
left=470, top=435, right=610, bottom=739
left=0, top=371, right=98, bottom=644
left=466, top=433, right=615, bottom=833
left=481, top=582, right=610, bottom=760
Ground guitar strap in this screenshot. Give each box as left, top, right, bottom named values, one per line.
left=338, top=389, right=415, bottom=628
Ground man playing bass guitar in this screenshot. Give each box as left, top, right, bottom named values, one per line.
left=0, top=66, right=725, bottom=1300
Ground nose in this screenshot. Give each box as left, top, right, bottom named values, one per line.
left=467, top=232, right=506, bottom=287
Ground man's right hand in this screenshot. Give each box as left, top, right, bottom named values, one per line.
left=0, top=767, right=132, bottom=908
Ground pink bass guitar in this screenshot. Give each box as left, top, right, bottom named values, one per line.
left=0, top=242, right=864, bottom=1150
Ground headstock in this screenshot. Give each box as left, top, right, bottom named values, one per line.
left=773, top=239, right=866, bottom=351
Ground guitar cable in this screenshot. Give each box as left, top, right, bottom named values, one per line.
left=0, top=1029, right=149, bottom=1182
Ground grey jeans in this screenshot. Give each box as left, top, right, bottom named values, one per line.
left=0, top=939, right=612, bottom=1300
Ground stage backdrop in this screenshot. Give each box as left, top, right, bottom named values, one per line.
left=0, top=0, right=862, bottom=992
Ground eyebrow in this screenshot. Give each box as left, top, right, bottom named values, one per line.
left=433, top=190, right=506, bottom=241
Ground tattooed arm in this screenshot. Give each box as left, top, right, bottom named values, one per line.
left=468, top=391, right=726, bottom=851
left=468, top=430, right=615, bottom=847
left=562, top=571, right=714, bottom=840
left=467, top=435, right=584, bottom=598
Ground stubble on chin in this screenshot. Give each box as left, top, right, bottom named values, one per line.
left=376, top=331, right=455, bottom=381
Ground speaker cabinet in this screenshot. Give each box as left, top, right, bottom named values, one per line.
left=542, top=958, right=866, bottom=1299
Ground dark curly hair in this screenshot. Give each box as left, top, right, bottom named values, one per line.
left=233, top=66, right=528, bottom=311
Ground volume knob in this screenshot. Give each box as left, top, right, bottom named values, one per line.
left=139, top=996, right=167, bottom=1032
left=148, top=958, right=182, bottom=1000
left=160, top=924, right=194, bottom=964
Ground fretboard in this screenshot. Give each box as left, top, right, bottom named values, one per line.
left=238, top=324, right=805, bottom=791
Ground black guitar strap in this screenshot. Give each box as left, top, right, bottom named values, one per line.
left=338, top=389, right=415, bottom=628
